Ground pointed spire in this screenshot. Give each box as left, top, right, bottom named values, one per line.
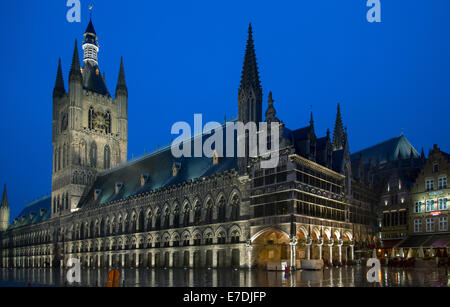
left=1, top=185, right=9, bottom=209
left=53, top=58, right=66, bottom=97
left=421, top=147, right=426, bottom=160
left=69, top=39, right=82, bottom=82
left=310, top=111, right=314, bottom=128
left=265, top=92, right=279, bottom=123
left=240, top=23, right=261, bottom=90
left=333, top=103, right=345, bottom=151
left=115, top=56, right=128, bottom=97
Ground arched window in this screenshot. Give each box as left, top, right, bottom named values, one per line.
left=155, top=210, right=161, bottom=230
left=163, top=208, right=170, bottom=229
left=88, top=107, right=94, bottom=130
left=79, top=140, right=87, bottom=166
left=194, top=203, right=201, bottom=225
left=106, top=111, right=111, bottom=134
left=90, top=142, right=97, bottom=168
left=104, top=145, right=111, bottom=169
left=183, top=204, right=190, bottom=227
left=173, top=206, right=180, bottom=228
left=231, top=194, right=240, bottom=221
left=217, top=197, right=226, bottom=222
left=205, top=199, right=213, bottom=224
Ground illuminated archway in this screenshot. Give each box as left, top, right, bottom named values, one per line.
left=251, top=229, right=290, bottom=269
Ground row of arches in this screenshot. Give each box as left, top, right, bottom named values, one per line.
left=65, top=225, right=243, bottom=254
left=67, top=191, right=242, bottom=240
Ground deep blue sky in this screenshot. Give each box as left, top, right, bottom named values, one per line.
left=1, top=0, right=449, bottom=221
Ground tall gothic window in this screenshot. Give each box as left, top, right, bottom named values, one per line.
left=217, top=197, right=226, bottom=222
left=231, top=194, right=240, bottom=221
left=88, top=107, right=94, bottom=130
left=106, top=111, right=111, bottom=134
left=90, top=142, right=97, bottom=168
left=104, top=145, right=111, bottom=169
left=205, top=199, right=213, bottom=224
left=173, top=206, right=180, bottom=228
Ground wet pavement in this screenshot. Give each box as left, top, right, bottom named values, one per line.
left=0, top=266, right=448, bottom=287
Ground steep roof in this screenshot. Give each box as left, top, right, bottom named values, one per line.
left=82, top=62, right=110, bottom=96
left=351, top=135, right=419, bottom=165
left=79, top=123, right=238, bottom=209
left=9, top=196, right=51, bottom=230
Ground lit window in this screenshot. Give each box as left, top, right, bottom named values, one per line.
left=438, top=176, right=447, bottom=190
left=426, top=179, right=434, bottom=191
left=414, top=219, right=422, bottom=233
left=426, top=199, right=435, bottom=212
left=438, top=198, right=448, bottom=211
left=439, top=217, right=448, bottom=231
left=426, top=218, right=435, bottom=232
left=414, top=201, right=423, bottom=213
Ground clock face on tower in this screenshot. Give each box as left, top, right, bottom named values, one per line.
left=92, top=111, right=111, bottom=133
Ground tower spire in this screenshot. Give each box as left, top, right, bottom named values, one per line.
left=1, top=185, right=8, bottom=209
left=333, top=103, right=345, bottom=151
left=265, top=92, right=279, bottom=124
left=69, top=39, right=82, bottom=82
left=53, top=58, right=66, bottom=97
left=240, top=23, right=261, bottom=90
left=238, top=23, right=263, bottom=124
left=115, top=56, right=128, bottom=97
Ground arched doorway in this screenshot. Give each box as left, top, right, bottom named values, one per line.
left=252, top=229, right=290, bottom=269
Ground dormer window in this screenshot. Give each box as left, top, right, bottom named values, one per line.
left=30, top=212, right=36, bottom=220
left=40, top=208, right=46, bottom=217
left=172, top=163, right=181, bottom=177
left=14, top=218, right=18, bottom=224
left=115, top=183, right=123, bottom=195
left=140, top=174, right=149, bottom=187
left=94, top=189, right=102, bottom=201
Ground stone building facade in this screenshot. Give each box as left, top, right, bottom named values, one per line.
left=1, top=21, right=377, bottom=270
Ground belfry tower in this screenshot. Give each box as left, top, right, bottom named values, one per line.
left=51, top=18, right=128, bottom=217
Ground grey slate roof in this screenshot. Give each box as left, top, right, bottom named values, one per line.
left=351, top=135, right=419, bottom=165
left=9, top=196, right=51, bottom=230
left=79, top=123, right=238, bottom=208
left=82, top=62, right=110, bottom=96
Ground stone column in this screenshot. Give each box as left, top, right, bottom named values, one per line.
left=189, top=250, right=194, bottom=268
left=169, top=251, right=173, bottom=268
left=350, top=243, right=355, bottom=261
left=136, top=253, right=140, bottom=268
left=328, top=239, right=334, bottom=265
left=246, top=240, right=253, bottom=269
left=306, top=239, right=312, bottom=260
left=337, top=240, right=343, bottom=264
left=212, top=249, right=218, bottom=268
left=317, top=238, right=324, bottom=260
left=289, top=236, right=298, bottom=269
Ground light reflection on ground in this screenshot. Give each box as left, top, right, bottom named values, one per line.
left=0, top=266, right=448, bottom=287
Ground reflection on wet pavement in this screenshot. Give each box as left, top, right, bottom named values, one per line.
left=0, top=266, right=448, bottom=287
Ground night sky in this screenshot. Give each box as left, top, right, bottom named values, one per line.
left=1, top=0, right=449, bottom=221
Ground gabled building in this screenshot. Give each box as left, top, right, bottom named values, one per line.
left=397, top=144, right=449, bottom=256
left=350, top=135, right=425, bottom=251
